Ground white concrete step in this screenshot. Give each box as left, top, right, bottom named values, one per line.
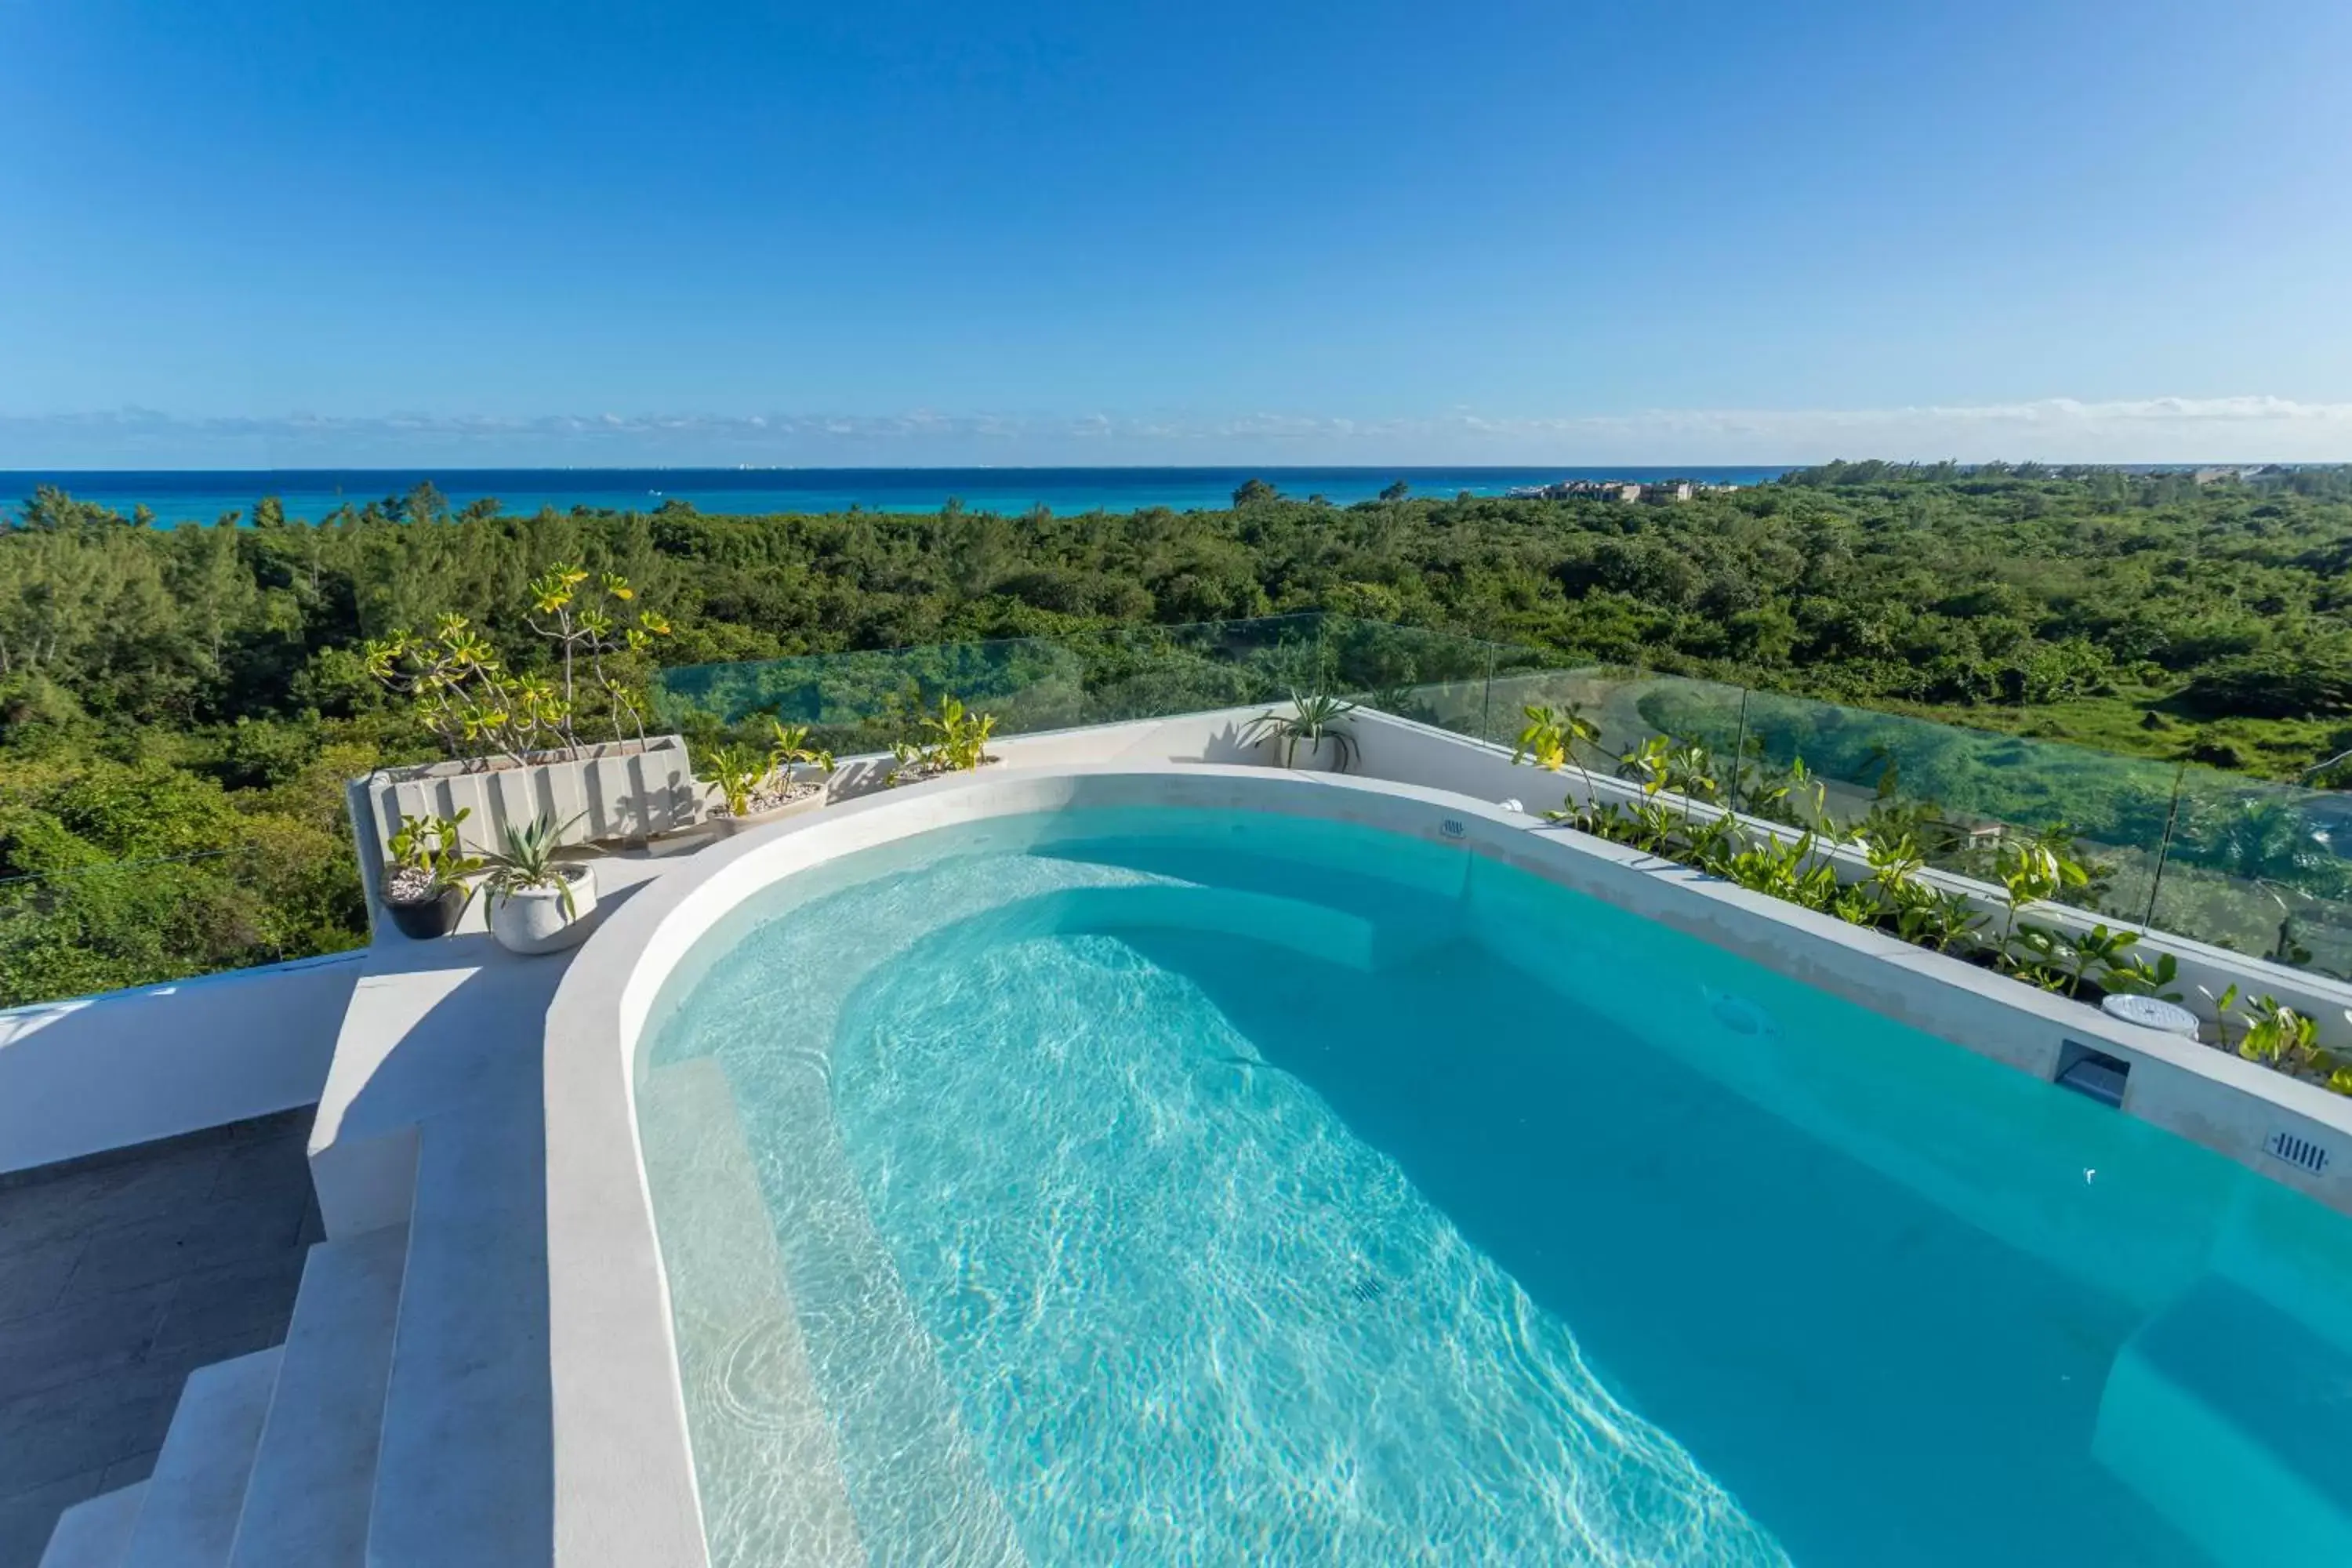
left=365, top=1108, right=550, bottom=1568
left=227, top=1227, right=408, bottom=1568
left=38, top=1481, right=147, bottom=1568
left=121, top=1347, right=282, bottom=1568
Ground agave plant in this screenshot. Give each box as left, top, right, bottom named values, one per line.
left=1242, top=688, right=1359, bottom=771
left=479, top=812, right=588, bottom=918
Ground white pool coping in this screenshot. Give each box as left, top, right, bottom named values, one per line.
left=541, top=761, right=2352, bottom=1568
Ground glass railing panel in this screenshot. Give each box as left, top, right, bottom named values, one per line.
left=1320, top=619, right=1504, bottom=740
left=652, top=615, right=1542, bottom=753
left=649, top=623, right=2352, bottom=982
left=1633, top=678, right=2173, bottom=924
left=2155, top=771, right=2352, bottom=982
left=1076, top=615, right=1324, bottom=725
left=1479, top=662, right=1660, bottom=757
left=652, top=637, right=1091, bottom=755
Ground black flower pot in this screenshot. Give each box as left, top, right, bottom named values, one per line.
left=383, top=884, right=464, bottom=939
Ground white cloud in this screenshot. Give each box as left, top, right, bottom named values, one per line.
left=2, top=397, right=2348, bottom=466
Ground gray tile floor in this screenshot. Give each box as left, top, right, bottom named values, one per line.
left=0, top=1109, right=319, bottom=1568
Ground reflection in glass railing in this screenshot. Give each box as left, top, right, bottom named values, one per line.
left=649, top=615, right=2352, bottom=984
left=651, top=614, right=1537, bottom=755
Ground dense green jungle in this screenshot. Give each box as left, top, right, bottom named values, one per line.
left=4, top=461, right=2349, bottom=1005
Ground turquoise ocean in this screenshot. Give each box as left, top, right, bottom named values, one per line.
left=3, top=466, right=1790, bottom=525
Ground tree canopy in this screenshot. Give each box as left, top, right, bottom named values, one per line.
left=2, top=463, right=2349, bottom=1004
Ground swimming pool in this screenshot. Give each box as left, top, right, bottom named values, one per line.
left=626, top=798, right=2352, bottom=1567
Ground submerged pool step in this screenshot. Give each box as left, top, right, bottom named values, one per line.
left=637, top=1058, right=870, bottom=1568
left=2093, top=1276, right=2352, bottom=1567
left=641, top=1057, right=1032, bottom=1566
left=934, top=881, right=1454, bottom=975
left=1033, top=839, right=1469, bottom=967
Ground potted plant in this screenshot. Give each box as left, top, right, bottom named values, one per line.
left=888, top=695, right=1000, bottom=785
left=480, top=813, right=599, bottom=955
left=703, top=721, right=837, bottom=834
left=379, top=810, right=482, bottom=938
left=357, top=564, right=699, bottom=854
left=1243, top=688, right=1359, bottom=771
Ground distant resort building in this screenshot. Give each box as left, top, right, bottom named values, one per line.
left=1506, top=477, right=1710, bottom=503
left=2189, top=464, right=2285, bottom=485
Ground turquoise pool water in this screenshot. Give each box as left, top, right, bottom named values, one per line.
left=638, top=807, right=2352, bottom=1567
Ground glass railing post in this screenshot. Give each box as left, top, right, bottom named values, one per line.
left=1479, top=639, right=1496, bottom=742
left=2145, top=760, right=2186, bottom=928
left=1730, top=684, right=1752, bottom=813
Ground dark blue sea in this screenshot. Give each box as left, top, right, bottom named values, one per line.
left=2, top=466, right=1791, bottom=525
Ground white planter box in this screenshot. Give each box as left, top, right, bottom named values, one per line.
left=360, top=735, right=701, bottom=858
left=703, top=783, right=829, bottom=837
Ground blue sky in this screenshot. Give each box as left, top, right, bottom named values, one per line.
left=4, top=0, right=2350, bottom=466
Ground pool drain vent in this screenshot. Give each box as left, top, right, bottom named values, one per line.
left=2265, top=1130, right=2331, bottom=1176
left=2055, top=1040, right=2129, bottom=1109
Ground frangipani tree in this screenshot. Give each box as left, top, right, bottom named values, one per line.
left=363, top=564, right=671, bottom=768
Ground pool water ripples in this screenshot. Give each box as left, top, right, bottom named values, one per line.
left=642, top=807, right=2352, bottom=1566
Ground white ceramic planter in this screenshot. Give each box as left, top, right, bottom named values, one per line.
left=488, top=864, right=599, bottom=956
left=1282, top=732, right=1351, bottom=772
left=360, top=735, right=700, bottom=858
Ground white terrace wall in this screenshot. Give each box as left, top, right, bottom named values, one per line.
left=0, top=951, right=361, bottom=1176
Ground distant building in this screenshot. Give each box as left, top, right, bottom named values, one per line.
left=1504, top=478, right=1697, bottom=503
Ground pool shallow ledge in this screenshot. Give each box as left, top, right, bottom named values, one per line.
left=541, top=761, right=2352, bottom=1568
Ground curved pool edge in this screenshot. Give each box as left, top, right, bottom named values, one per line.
left=542, top=760, right=2352, bottom=1568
